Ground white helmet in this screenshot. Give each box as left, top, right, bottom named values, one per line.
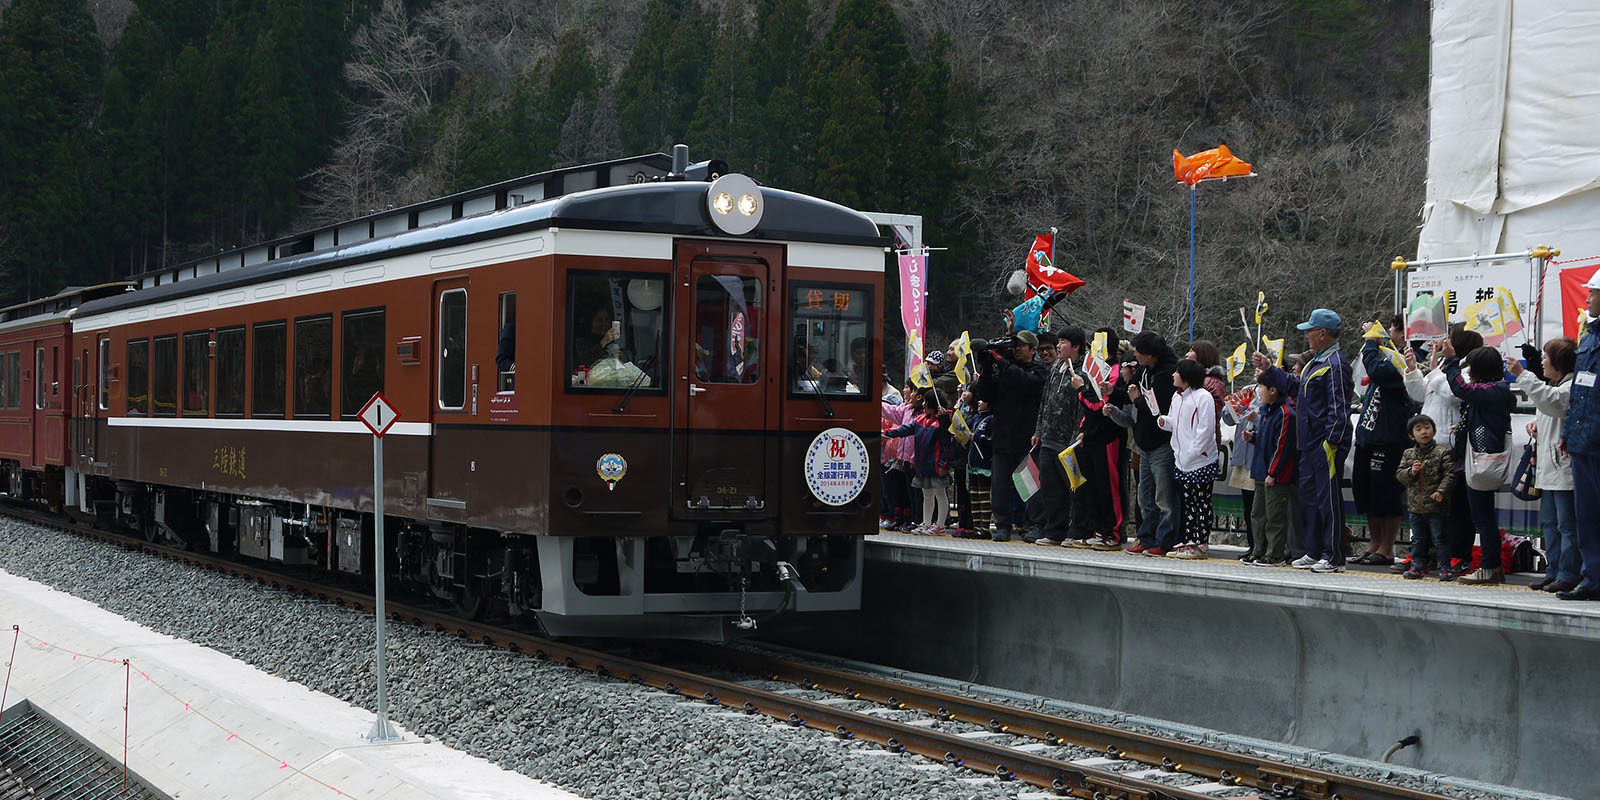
left=1585, top=271, right=1600, bottom=290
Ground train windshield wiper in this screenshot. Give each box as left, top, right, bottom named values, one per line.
left=809, top=374, right=836, bottom=418
left=613, top=357, right=656, bottom=413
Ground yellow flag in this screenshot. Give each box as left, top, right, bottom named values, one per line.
left=1363, top=320, right=1388, bottom=340
left=910, top=362, right=934, bottom=389
left=1091, top=331, right=1109, bottom=362
left=1226, top=342, right=1248, bottom=381
left=951, top=409, right=973, bottom=445
left=1378, top=346, right=1408, bottom=373
left=1058, top=445, right=1087, bottom=491
left=1264, top=337, right=1285, bottom=366
left=1254, top=291, right=1267, bottom=325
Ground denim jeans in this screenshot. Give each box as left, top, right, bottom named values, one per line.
left=1540, top=489, right=1580, bottom=584
left=1136, top=443, right=1177, bottom=548
left=1407, top=512, right=1448, bottom=570
left=1466, top=486, right=1502, bottom=569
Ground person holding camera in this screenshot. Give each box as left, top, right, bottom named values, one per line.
left=986, top=329, right=1048, bottom=541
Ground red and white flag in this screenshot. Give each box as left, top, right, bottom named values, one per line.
left=1122, top=299, right=1145, bottom=333
left=1023, top=233, right=1084, bottom=300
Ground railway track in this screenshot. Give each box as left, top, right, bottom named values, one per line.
left=1, top=503, right=1462, bottom=800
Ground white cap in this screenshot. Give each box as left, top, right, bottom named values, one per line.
left=1586, top=272, right=1600, bottom=290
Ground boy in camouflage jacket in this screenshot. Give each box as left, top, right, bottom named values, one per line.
left=1394, top=414, right=1455, bottom=579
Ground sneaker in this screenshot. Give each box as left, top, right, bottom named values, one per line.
left=1257, top=559, right=1288, bottom=567
left=1239, top=556, right=1258, bottom=565
left=1124, top=542, right=1148, bottom=555
left=1458, top=567, right=1504, bottom=585
left=1089, top=535, right=1123, bottom=551
left=1402, top=567, right=1427, bottom=580
left=992, top=529, right=1013, bottom=542
left=1168, top=544, right=1206, bottom=560
left=1290, top=555, right=1319, bottom=570
left=1310, top=559, right=1345, bottom=573
left=1065, top=537, right=1097, bottom=549
left=1035, top=537, right=1062, bottom=546
left=1389, top=556, right=1413, bottom=573
left=1438, top=569, right=1456, bottom=581
left=1143, top=546, right=1168, bottom=557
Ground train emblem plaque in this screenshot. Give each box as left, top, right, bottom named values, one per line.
left=803, top=427, right=870, bottom=506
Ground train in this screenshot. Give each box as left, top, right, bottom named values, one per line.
left=0, top=148, right=888, bottom=639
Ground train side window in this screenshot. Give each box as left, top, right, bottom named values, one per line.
left=252, top=322, right=286, bottom=417
left=98, top=338, right=110, bottom=411
left=215, top=327, right=245, bottom=416
left=182, top=331, right=210, bottom=416
left=693, top=275, right=762, bottom=384
left=341, top=308, right=385, bottom=417
left=152, top=336, right=177, bottom=416
left=294, top=315, right=333, bottom=418
left=496, top=292, right=516, bottom=392
left=34, top=348, right=45, bottom=410
left=7, top=351, right=20, bottom=410
left=0, top=351, right=7, bottom=409
left=437, top=289, right=467, bottom=410
left=125, top=339, right=149, bottom=415
left=565, top=273, right=666, bottom=391
left=788, top=283, right=872, bottom=397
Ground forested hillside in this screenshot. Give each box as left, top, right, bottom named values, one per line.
left=0, top=0, right=1428, bottom=350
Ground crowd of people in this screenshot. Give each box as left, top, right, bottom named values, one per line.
left=879, top=288, right=1600, bottom=601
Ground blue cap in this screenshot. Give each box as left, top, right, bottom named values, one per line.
left=1296, top=308, right=1342, bottom=332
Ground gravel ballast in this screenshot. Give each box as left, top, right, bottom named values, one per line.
left=0, top=517, right=1024, bottom=800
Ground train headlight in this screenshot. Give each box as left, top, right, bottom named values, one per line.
left=706, top=174, right=763, bottom=235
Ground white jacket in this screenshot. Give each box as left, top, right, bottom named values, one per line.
left=1158, top=387, right=1219, bottom=472
left=1515, top=371, right=1574, bottom=491
left=1403, top=367, right=1461, bottom=450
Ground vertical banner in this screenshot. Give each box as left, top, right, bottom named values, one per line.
left=898, top=250, right=928, bottom=375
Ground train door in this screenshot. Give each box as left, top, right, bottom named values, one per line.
left=673, top=243, right=774, bottom=512
left=82, top=335, right=109, bottom=466
left=428, top=278, right=472, bottom=510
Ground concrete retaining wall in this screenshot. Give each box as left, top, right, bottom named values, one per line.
left=769, top=560, right=1598, bottom=798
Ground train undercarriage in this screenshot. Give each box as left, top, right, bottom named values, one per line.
left=1, top=462, right=862, bottom=640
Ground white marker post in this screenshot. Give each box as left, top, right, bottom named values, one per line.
left=357, top=392, right=401, bottom=742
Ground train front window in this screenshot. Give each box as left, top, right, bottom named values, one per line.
left=693, top=275, right=761, bottom=384
left=566, top=273, right=666, bottom=391
left=125, top=339, right=148, bottom=415
left=152, top=336, right=177, bottom=417
left=789, top=284, right=871, bottom=396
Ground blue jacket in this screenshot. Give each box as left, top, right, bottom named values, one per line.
left=1440, top=357, right=1514, bottom=456
left=968, top=410, right=993, bottom=470
left=1355, top=340, right=1411, bottom=447
left=1250, top=400, right=1296, bottom=483
left=1260, top=343, right=1353, bottom=453
left=884, top=411, right=953, bottom=478
left=1566, top=320, right=1600, bottom=456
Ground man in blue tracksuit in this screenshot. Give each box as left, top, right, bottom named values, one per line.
left=1559, top=276, right=1600, bottom=600
left=1255, top=309, right=1354, bottom=573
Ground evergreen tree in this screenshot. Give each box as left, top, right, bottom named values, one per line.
left=615, top=0, right=713, bottom=154
left=804, top=0, right=910, bottom=209
left=686, top=0, right=758, bottom=171
left=0, top=0, right=105, bottom=302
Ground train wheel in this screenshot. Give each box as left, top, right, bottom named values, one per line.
left=454, top=531, right=495, bottom=620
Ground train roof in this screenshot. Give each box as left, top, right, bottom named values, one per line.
left=0, top=282, right=135, bottom=332
left=76, top=176, right=888, bottom=319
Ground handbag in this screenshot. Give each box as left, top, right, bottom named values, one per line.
left=1465, top=442, right=1511, bottom=491
left=1510, top=440, right=1540, bottom=501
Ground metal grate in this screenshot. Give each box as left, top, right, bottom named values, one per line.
left=0, top=702, right=167, bottom=799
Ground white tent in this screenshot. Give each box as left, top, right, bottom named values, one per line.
left=1414, top=0, right=1600, bottom=343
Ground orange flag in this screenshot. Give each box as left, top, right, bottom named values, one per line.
left=1173, top=144, right=1253, bottom=187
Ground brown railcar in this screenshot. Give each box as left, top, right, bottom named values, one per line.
left=58, top=153, right=886, bottom=638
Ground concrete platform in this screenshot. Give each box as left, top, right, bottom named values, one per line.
left=0, top=569, right=583, bottom=800
left=769, top=532, right=1599, bottom=799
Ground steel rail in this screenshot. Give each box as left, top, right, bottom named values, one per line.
left=685, top=644, right=1454, bottom=800
left=0, top=505, right=1226, bottom=800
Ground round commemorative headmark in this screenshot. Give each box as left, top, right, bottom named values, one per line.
left=803, top=427, right=870, bottom=506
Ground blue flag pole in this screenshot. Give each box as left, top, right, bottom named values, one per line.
left=1188, top=186, right=1197, bottom=343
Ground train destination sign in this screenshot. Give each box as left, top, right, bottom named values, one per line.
left=803, top=427, right=870, bottom=506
